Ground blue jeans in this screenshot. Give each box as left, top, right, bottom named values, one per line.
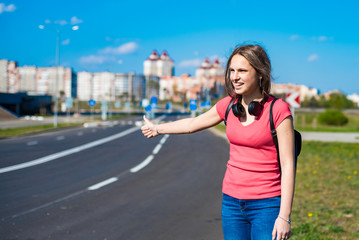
left=222, top=193, right=281, bottom=240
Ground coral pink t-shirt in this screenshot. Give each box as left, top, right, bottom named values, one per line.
left=216, top=95, right=292, bottom=199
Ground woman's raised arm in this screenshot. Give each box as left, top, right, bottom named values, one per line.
left=141, top=104, right=223, bottom=138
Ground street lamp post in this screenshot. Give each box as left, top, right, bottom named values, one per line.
left=54, top=30, right=60, bottom=128
left=39, top=24, right=79, bottom=127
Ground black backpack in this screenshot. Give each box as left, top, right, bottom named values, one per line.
left=224, top=97, right=302, bottom=170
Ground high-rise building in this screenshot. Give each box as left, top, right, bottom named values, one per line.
left=195, top=58, right=225, bottom=77
left=77, top=71, right=147, bottom=102
left=77, top=71, right=93, bottom=101
left=0, top=60, right=9, bottom=93
left=18, top=66, right=37, bottom=93
left=36, top=67, right=72, bottom=98
left=0, top=60, right=20, bottom=93
left=143, top=50, right=174, bottom=77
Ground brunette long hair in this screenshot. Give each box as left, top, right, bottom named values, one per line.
left=225, top=44, right=272, bottom=97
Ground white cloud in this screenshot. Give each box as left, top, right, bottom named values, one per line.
left=61, top=39, right=70, bottom=45
left=71, top=16, right=83, bottom=25
left=54, top=20, right=68, bottom=25
left=307, top=54, right=319, bottom=62
left=45, top=19, right=51, bottom=24
left=100, top=42, right=139, bottom=55
left=118, top=59, right=123, bottom=64
left=318, top=36, right=328, bottom=41
left=312, top=36, right=333, bottom=42
left=38, top=25, right=45, bottom=29
left=80, top=55, right=107, bottom=64
left=178, top=59, right=202, bottom=68
left=79, top=55, right=117, bottom=64
left=290, top=35, right=300, bottom=40
left=0, top=3, right=16, bottom=14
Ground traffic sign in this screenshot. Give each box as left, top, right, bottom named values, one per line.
left=151, top=96, right=158, bottom=109
left=142, top=99, right=150, bottom=108
left=189, top=99, right=197, bottom=111
left=286, top=92, right=300, bottom=108
left=145, top=105, right=152, bottom=112
left=88, top=99, right=96, bottom=107
left=65, top=97, right=73, bottom=109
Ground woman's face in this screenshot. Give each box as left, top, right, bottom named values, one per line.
left=229, top=54, right=260, bottom=96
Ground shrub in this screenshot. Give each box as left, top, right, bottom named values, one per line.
left=318, top=110, right=349, bottom=126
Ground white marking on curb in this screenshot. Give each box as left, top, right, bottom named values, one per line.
left=130, top=155, right=154, bottom=173
left=56, top=136, right=65, bottom=141
left=88, top=177, right=118, bottom=191
left=0, top=126, right=140, bottom=174
left=27, top=141, right=38, bottom=146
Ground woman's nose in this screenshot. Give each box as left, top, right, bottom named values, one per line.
left=231, top=71, right=240, bottom=81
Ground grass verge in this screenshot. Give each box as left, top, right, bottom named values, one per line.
left=0, top=122, right=85, bottom=139
left=292, top=141, right=359, bottom=239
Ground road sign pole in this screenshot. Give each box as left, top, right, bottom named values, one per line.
left=291, top=107, right=295, bottom=127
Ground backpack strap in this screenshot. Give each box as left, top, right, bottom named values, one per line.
left=224, top=97, right=236, bottom=125
left=269, top=98, right=281, bottom=171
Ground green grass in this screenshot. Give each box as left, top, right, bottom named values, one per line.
left=294, top=112, right=359, bottom=132
left=292, top=141, right=359, bottom=239
left=0, top=122, right=85, bottom=139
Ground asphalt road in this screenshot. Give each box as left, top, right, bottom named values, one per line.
left=0, top=114, right=228, bottom=240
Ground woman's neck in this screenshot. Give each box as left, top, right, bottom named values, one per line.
left=241, top=92, right=263, bottom=106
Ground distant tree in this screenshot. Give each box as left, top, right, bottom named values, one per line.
left=302, top=96, right=320, bottom=108
left=318, top=109, right=348, bottom=126
left=327, top=93, right=355, bottom=109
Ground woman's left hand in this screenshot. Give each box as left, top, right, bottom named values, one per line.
left=272, top=217, right=291, bottom=240
left=141, top=115, right=159, bottom=138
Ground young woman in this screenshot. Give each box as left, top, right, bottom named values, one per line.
left=141, top=44, right=296, bottom=240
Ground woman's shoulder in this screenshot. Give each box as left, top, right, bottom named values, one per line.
left=216, top=96, right=233, bottom=119
left=269, top=96, right=290, bottom=111
left=217, top=95, right=233, bottom=104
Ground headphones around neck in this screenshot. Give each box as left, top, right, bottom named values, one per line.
left=232, top=94, right=269, bottom=118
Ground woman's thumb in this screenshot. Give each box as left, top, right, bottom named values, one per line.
left=143, top=115, right=150, bottom=124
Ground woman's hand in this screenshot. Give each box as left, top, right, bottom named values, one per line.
left=272, top=217, right=291, bottom=240
left=141, top=115, right=159, bottom=138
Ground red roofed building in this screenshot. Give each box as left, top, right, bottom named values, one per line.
left=143, top=50, right=174, bottom=77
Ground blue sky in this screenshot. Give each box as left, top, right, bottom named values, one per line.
left=1, top=0, right=359, bottom=95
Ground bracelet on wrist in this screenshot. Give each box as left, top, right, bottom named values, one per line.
left=155, top=125, right=160, bottom=135
left=278, top=215, right=291, bottom=224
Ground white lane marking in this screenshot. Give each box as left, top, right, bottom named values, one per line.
left=160, top=134, right=169, bottom=144
left=152, top=144, right=162, bottom=155
left=130, top=155, right=154, bottom=173
left=9, top=190, right=85, bottom=220
left=56, top=136, right=65, bottom=141
left=0, top=126, right=140, bottom=174
left=77, top=132, right=83, bottom=136
left=27, top=141, right=38, bottom=146
left=88, top=177, right=118, bottom=191
left=130, top=133, right=170, bottom=173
